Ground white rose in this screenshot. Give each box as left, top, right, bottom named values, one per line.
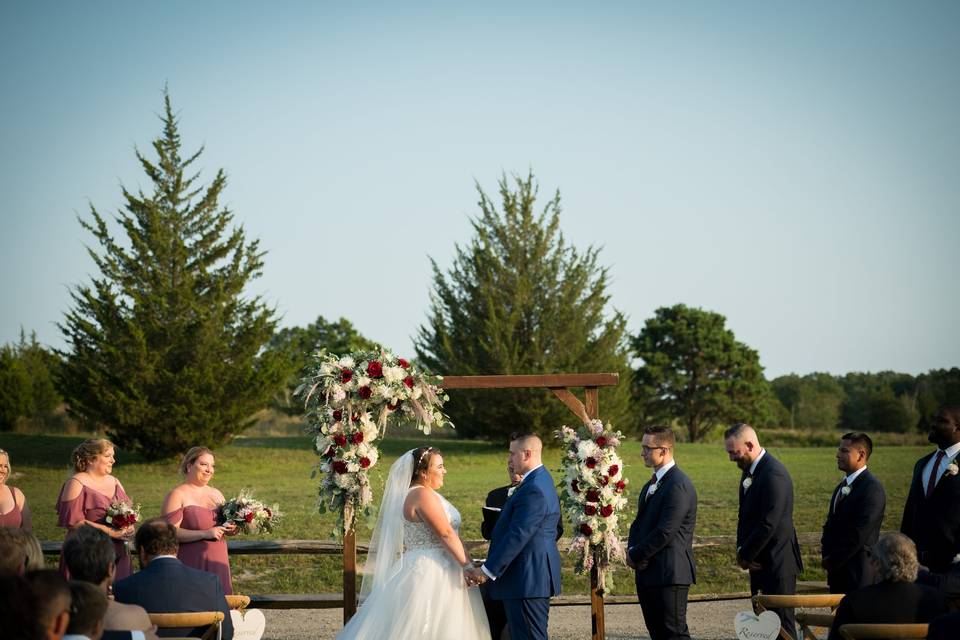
left=840, top=486, right=851, bottom=497
left=947, top=462, right=959, bottom=476
left=376, top=383, right=394, bottom=400
left=383, top=366, right=405, bottom=384
left=320, top=363, right=335, bottom=375
left=338, top=356, right=355, bottom=368
left=577, top=440, right=600, bottom=461
left=331, top=386, right=346, bottom=402
left=742, top=477, right=753, bottom=491
left=366, top=448, right=379, bottom=466
left=411, top=386, right=423, bottom=400
left=356, top=375, right=371, bottom=388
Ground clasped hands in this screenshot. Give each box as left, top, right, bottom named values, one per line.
left=463, top=565, right=487, bottom=587
left=736, top=552, right=762, bottom=571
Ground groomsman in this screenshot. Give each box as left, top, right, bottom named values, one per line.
left=820, top=432, right=886, bottom=594
left=901, top=405, right=960, bottom=573
left=626, top=426, right=697, bottom=640
left=725, top=423, right=803, bottom=640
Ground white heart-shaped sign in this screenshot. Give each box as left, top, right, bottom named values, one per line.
left=230, top=608, right=266, bottom=640
left=734, top=610, right=781, bottom=640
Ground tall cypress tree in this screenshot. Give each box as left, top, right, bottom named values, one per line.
left=415, top=172, right=632, bottom=441
left=58, top=92, right=286, bottom=459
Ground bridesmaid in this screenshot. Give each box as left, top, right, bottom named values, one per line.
left=0, top=449, right=32, bottom=531
left=162, top=446, right=236, bottom=594
left=56, top=439, right=135, bottom=579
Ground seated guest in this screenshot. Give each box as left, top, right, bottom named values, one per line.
left=828, top=533, right=947, bottom=640
left=66, top=580, right=109, bottom=640
left=64, top=525, right=158, bottom=639
left=20, top=529, right=45, bottom=572
left=0, top=526, right=27, bottom=575
left=113, top=519, right=233, bottom=640
left=0, top=573, right=45, bottom=640
left=928, top=608, right=960, bottom=640
left=25, top=569, right=72, bottom=640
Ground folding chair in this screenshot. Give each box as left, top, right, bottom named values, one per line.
left=838, top=623, right=929, bottom=639
left=753, top=593, right=846, bottom=640
left=148, top=611, right=225, bottom=640
left=225, top=594, right=250, bottom=610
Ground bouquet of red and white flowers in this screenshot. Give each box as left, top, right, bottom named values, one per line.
left=556, top=419, right=629, bottom=593
left=220, top=489, right=281, bottom=535
left=297, top=349, right=451, bottom=535
left=106, top=500, right=140, bottom=529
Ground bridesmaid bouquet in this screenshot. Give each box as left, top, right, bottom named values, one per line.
left=220, top=489, right=281, bottom=534
left=106, top=500, right=141, bottom=529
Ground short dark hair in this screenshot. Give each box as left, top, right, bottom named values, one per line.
left=134, top=518, right=180, bottom=556
left=64, top=525, right=115, bottom=584
left=25, top=569, right=71, bottom=632
left=940, top=405, right=960, bottom=424
left=723, top=422, right=751, bottom=440
left=643, top=425, right=676, bottom=447
left=410, top=446, right=442, bottom=483
left=841, top=432, right=874, bottom=459
left=67, top=580, right=108, bottom=636
left=0, top=574, right=43, bottom=640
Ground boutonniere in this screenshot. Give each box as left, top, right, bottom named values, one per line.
left=507, top=485, right=518, bottom=498
left=840, top=485, right=851, bottom=497
left=647, top=481, right=660, bottom=496
left=742, top=477, right=753, bottom=491
left=946, top=462, right=959, bottom=477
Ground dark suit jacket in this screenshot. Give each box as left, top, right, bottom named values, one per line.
left=821, top=468, right=886, bottom=592
left=482, top=484, right=563, bottom=542
left=113, top=557, right=234, bottom=640
left=901, top=450, right=960, bottom=572
left=827, top=580, right=947, bottom=640
left=627, top=465, right=697, bottom=588
left=737, top=452, right=803, bottom=579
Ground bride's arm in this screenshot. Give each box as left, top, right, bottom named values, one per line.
left=415, top=491, right=470, bottom=567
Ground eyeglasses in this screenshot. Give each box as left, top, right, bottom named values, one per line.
left=641, top=445, right=670, bottom=453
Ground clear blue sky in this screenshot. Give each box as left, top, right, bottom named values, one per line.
left=1, top=2, right=958, bottom=378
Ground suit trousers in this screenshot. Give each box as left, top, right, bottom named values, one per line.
left=480, top=582, right=508, bottom=640
left=637, top=584, right=691, bottom=640
left=750, top=570, right=797, bottom=640
left=502, top=597, right=550, bottom=640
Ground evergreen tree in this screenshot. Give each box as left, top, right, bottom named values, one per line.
left=0, top=330, right=62, bottom=430
left=632, top=304, right=774, bottom=441
left=58, top=92, right=286, bottom=459
left=415, top=172, right=632, bottom=441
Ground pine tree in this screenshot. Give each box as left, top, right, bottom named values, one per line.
left=58, top=91, right=286, bottom=459
left=415, top=172, right=632, bottom=441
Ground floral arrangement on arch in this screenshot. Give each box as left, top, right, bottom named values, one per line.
left=556, top=419, right=628, bottom=593
left=297, top=349, right=451, bottom=535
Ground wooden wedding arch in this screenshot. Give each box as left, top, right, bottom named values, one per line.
left=341, top=372, right=620, bottom=640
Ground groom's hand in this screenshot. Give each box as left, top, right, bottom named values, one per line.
left=463, top=566, right=487, bottom=587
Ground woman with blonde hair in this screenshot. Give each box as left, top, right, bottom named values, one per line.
left=0, top=449, right=32, bottom=531
left=56, top=438, right=135, bottom=579
left=161, top=446, right=236, bottom=594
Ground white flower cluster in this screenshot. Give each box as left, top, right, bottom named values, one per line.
left=556, top=419, right=628, bottom=587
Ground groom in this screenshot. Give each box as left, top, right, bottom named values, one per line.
left=470, top=433, right=562, bottom=640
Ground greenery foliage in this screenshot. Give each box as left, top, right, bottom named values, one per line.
left=57, top=92, right=286, bottom=459
left=0, top=330, right=62, bottom=431
left=631, top=304, right=774, bottom=442
left=415, top=172, right=632, bottom=441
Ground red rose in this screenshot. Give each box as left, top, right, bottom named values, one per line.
left=358, top=386, right=372, bottom=399
left=332, top=410, right=343, bottom=422
left=367, top=361, right=383, bottom=378
left=600, top=504, right=614, bottom=518
left=340, top=369, right=353, bottom=383
left=333, top=434, right=347, bottom=447
left=323, top=446, right=335, bottom=458
left=585, top=489, right=600, bottom=503
left=333, top=460, right=348, bottom=474
left=244, top=511, right=255, bottom=523
left=599, top=476, right=609, bottom=486
left=595, top=436, right=607, bottom=447
left=615, top=480, right=626, bottom=492
left=359, top=457, right=371, bottom=469
left=580, top=523, right=593, bottom=536
left=125, top=514, right=137, bottom=527
left=585, top=457, right=597, bottom=469
left=403, top=375, right=414, bottom=389
left=608, top=464, right=619, bottom=476
left=350, top=432, right=363, bottom=445
left=571, top=479, right=580, bottom=493
left=397, top=358, right=410, bottom=369
left=584, top=504, right=597, bottom=516
left=387, top=400, right=402, bottom=411
left=111, top=515, right=124, bottom=528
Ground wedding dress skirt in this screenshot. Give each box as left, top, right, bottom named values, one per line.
left=337, top=493, right=491, bottom=640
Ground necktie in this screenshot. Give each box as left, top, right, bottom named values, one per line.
left=643, top=473, right=657, bottom=503
left=927, top=450, right=946, bottom=498
left=833, top=481, right=846, bottom=513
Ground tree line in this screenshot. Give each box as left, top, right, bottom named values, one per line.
left=1, top=93, right=957, bottom=456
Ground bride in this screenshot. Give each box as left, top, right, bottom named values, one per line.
left=337, top=446, right=491, bottom=639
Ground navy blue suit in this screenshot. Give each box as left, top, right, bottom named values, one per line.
left=113, top=557, right=234, bottom=640
left=901, top=450, right=960, bottom=572
left=484, top=465, right=562, bottom=640
left=820, top=469, right=885, bottom=594
left=628, top=465, right=697, bottom=640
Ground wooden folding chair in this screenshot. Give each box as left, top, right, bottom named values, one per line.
left=754, top=593, right=846, bottom=640
left=148, top=611, right=224, bottom=640
left=225, top=594, right=250, bottom=610
left=838, top=623, right=929, bottom=639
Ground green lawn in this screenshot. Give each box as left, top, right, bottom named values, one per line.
left=2, top=433, right=924, bottom=597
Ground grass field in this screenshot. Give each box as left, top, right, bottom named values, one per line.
left=1, top=433, right=924, bottom=597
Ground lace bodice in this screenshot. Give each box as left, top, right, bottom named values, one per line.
left=403, top=490, right=461, bottom=551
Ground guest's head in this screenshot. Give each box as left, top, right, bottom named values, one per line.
left=724, top=422, right=761, bottom=471
left=18, top=530, right=45, bottom=572
left=25, top=569, right=72, bottom=640
left=134, top=518, right=179, bottom=566
left=67, top=580, right=107, bottom=640
left=642, top=425, right=676, bottom=469
left=509, top=432, right=543, bottom=476
left=71, top=439, right=115, bottom=475
left=410, top=446, right=445, bottom=489
left=63, top=525, right=115, bottom=590
left=0, top=527, right=27, bottom=575
left=0, top=448, right=11, bottom=485
left=873, top=532, right=920, bottom=583
left=180, top=446, right=216, bottom=485
left=928, top=405, right=960, bottom=449
left=837, top=432, right=872, bottom=474
left=0, top=574, right=45, bottom=640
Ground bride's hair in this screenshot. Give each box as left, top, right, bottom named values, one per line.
left=410, top=446, right=442, bottom=483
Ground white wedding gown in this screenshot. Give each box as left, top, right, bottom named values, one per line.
left=336, top=491, right=492, bottom=639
